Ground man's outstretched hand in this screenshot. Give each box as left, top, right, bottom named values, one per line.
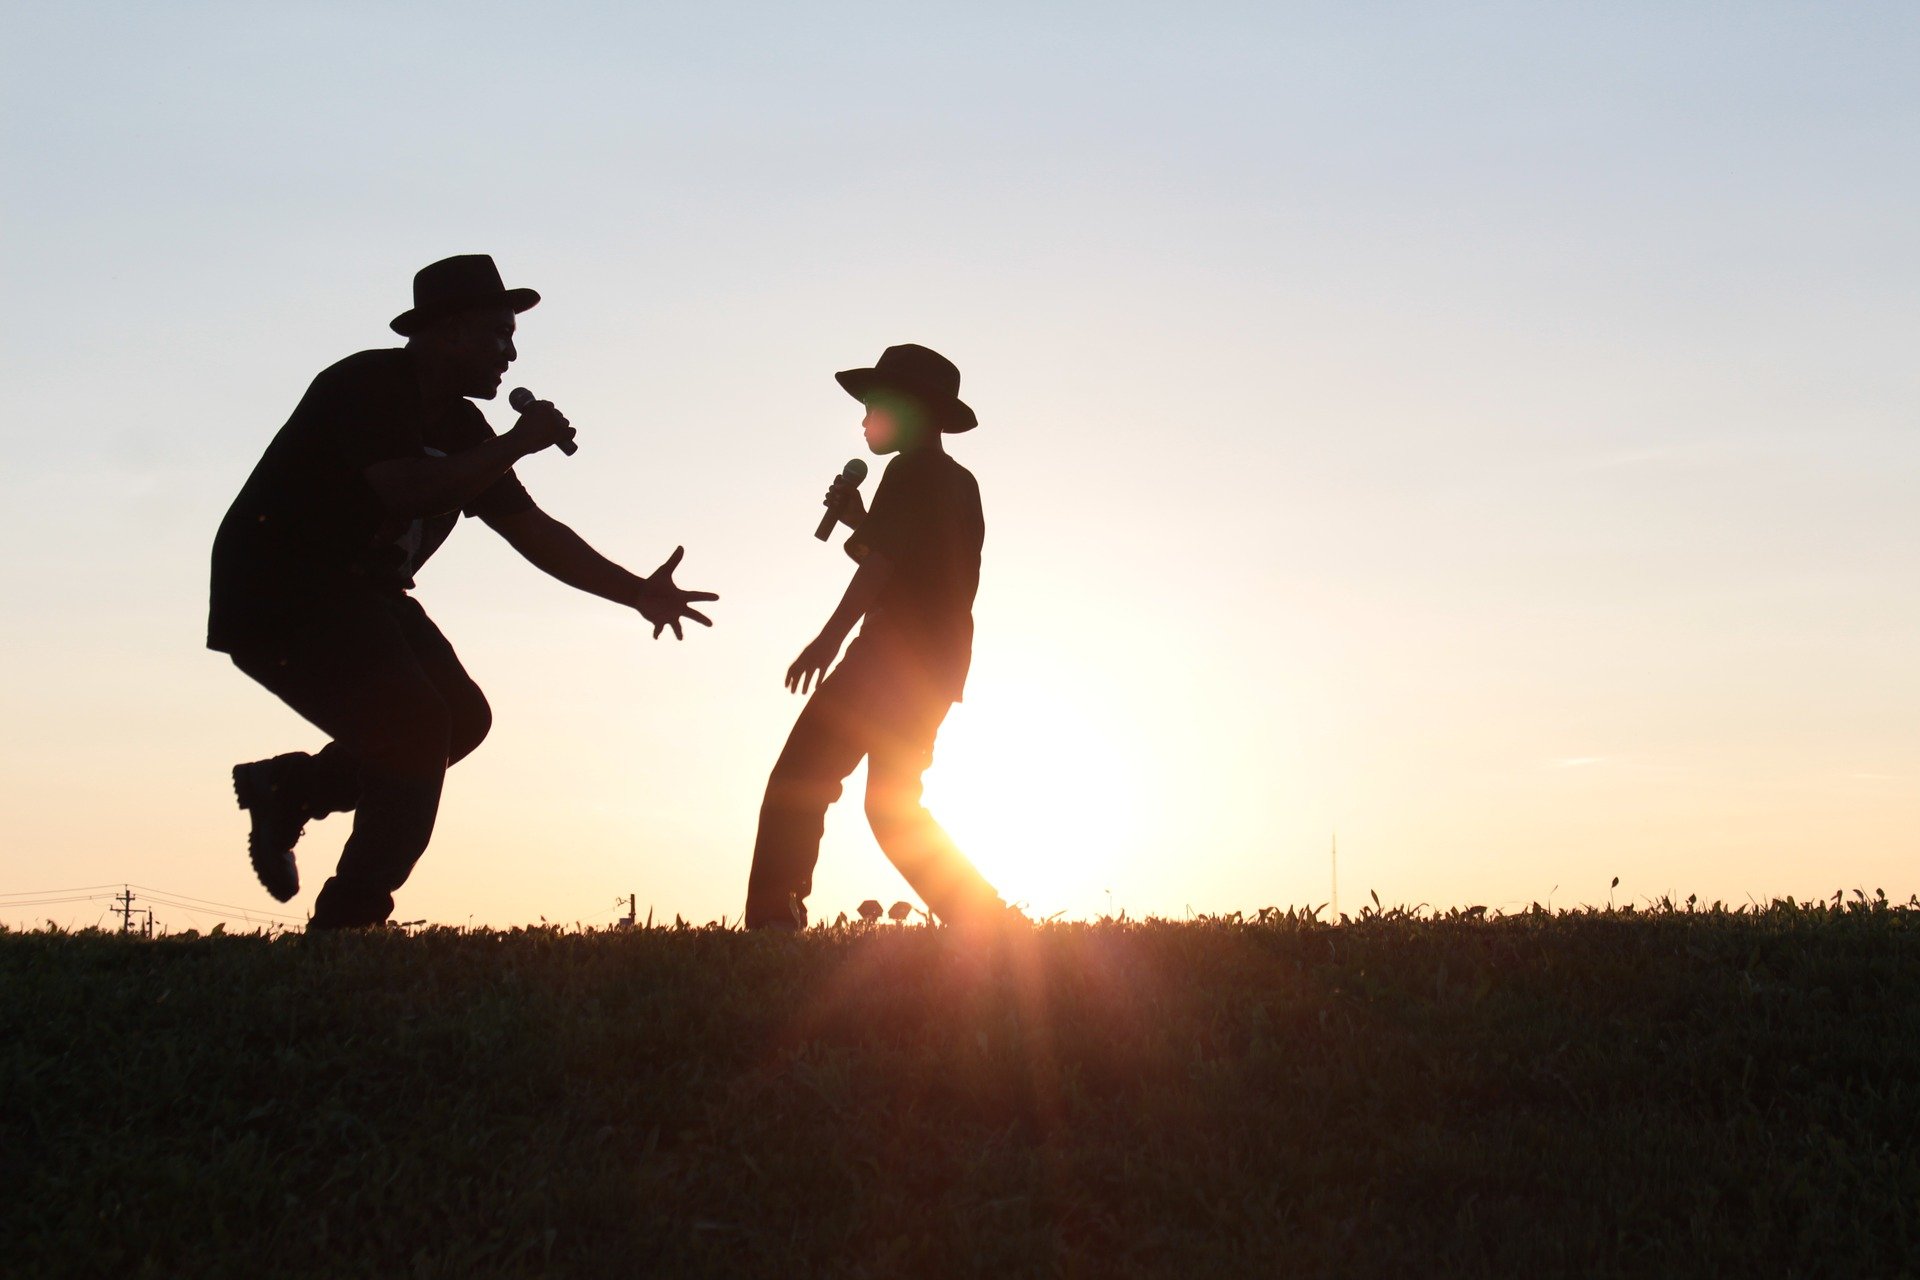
left=635, top=547, right=718, bottom=640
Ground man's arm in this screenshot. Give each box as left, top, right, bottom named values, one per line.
left=362, top=400, right=572, bottom=518
left=487, top=504, right=717, bottom=639
left=786, top=554, right=892, bottom=693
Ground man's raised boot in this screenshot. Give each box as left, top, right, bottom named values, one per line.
left=232, top=753, right=311, bottom=902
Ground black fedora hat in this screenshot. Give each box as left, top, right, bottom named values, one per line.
left=389, top=254, right=540, bottom=336
left=835, top=343, right=977, bottom=433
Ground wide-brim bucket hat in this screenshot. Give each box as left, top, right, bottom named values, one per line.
left=835, top=343, right=977, bottom=433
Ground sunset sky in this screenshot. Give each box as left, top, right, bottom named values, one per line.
left=3, top=3, right=1915, bottom=932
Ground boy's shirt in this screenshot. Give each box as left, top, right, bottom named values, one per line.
left=843, top=449, right=984, bottom=702
left=207, top=347, right=535, bottom=653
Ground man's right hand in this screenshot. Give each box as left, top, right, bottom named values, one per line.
left=823, top=475, right=867, bottom=529
left=634, top=546, right=719, bottom=641
left=507, top=398, right=576, bottom=456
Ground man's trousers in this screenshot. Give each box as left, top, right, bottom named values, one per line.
left=230, top=590, right=490, bottom=928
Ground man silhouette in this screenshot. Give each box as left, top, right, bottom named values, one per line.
left=744, top=344, right=1010, bottom=931
left=209, top=254, right=715, bottom=929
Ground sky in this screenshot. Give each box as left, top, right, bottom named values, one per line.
left=2, top=2, right=1915, bottom=932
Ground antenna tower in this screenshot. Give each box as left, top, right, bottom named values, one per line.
left=1330, top=833, right=1339, bottom=920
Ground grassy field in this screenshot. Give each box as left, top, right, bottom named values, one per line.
left=4, top=897, right=1917, bottom=1278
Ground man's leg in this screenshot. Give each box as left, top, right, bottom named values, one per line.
left=231, top=596, right=464, bottom=928
left=311, top=597, right=490, bottom=926
left=231, top=743, right=361, bottom=829
left=387, top=595, right=493, bottom=768
left=744, top=667, right=871, bottom=930
left=234, top=599, right=492, bottom=838
left=865, top=697, right=1006, bottom=926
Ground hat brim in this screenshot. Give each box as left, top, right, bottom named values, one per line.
left=835, top=367, right=977, bottom=433
left=390, top=286, right=541, bottom=337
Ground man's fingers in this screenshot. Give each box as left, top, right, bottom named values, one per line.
left=683, top=590, right=720, bottom=603
left=658, top=546, right=685, bottom=575
left=683, top=608, right=712, bottom=627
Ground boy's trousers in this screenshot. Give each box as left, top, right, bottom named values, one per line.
left=745, top=644, right=1002, bottom=929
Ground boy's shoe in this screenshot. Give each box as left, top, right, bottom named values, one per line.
left=232, top=755, right=309, bottom=902
left=743, top=893, right=808, bottom=932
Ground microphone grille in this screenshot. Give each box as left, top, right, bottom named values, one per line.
left=844, top=458, right=869, bottom=484
left=508, top=387, right=534, bottom=411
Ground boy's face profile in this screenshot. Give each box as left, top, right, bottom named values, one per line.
left=861, top=392, right=929, bottom=455
left=861, top=403, right=900, bottom=454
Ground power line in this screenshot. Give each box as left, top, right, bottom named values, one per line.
left=2, top=884, right=301, bottom=921
left=137, top=897, right=296, bottom=929
left=135, top=890, right=297, bottom=922
left=125, top=885, right=304, bottom=923
left=0, top=894, right=122, bottom=909
left=0, top=882, right=304, bottom=931
left=0, top=883, right=129, bottom=899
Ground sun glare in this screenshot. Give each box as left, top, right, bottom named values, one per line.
left=921, top=674, right=1149, bottom=919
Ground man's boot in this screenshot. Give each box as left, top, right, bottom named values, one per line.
left=232, top=753, right=313, bottom=902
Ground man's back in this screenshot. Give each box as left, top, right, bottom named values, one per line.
left=208, top=348, right=528, bottom=652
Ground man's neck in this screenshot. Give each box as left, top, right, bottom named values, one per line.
left=408, top=345, right=468, bottom=408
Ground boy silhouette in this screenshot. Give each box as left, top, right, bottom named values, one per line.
left=744, top=344, right=1010, bottom=931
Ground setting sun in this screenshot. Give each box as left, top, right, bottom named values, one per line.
left=923, top=667, right=1152, bottom=919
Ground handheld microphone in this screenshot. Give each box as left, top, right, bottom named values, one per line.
left=814, top=457, right=869, bottom=540
left=507, top=386, right=578, bottom=456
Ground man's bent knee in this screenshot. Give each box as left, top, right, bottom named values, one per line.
left=360, top=699, right=454, bottom=780
left=448, top=689, right=491, bottom=765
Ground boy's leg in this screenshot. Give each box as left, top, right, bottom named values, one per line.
left=745, top=668, right=871, bottom=929
left=864, top=697, right=1006, bottom=926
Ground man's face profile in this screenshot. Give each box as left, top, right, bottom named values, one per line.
left=418, top=305, right=518, bottom=400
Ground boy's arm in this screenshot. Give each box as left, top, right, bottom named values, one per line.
left=787, top=554, right=893, bottom=693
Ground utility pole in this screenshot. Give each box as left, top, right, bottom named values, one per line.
left=112, top=886, right=138, bottom=935
left=618, top=894, right=636, bottom=929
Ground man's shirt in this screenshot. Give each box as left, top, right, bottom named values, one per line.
left=843, top=449, right=984, bottom=702
left=207, top=348, right=534, bottom=653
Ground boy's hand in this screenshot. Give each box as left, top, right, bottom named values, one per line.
left=824, top=475, right=867, bottom=529
left=786, top=634, right=841, bottom=693
left=634, top=546, right=718, bottom=640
